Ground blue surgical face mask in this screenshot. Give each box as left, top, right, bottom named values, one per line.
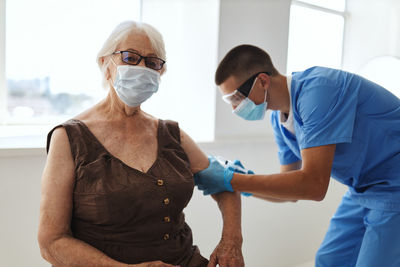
left=113, top=65, right=160, bottom=107
left=233, top=78, right=268, bottom=121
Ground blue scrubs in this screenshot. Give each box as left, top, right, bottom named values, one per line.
left=270, top=66, right=400, bottom=266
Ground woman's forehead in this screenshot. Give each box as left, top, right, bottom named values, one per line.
left=117, top=32, right=156, bottom=56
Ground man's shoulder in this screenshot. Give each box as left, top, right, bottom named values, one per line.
left=292, top=67, right=347, bottom=93
left=295, top=66, right=345, bottom=79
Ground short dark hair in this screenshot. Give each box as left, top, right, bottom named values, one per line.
left=215, top=44, right=278, bottom=85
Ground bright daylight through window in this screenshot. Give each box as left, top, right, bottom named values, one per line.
left=287, top=0, right=346, bottom=74
left=4, top=0, right=141, bottom=125
left=2, top=0, right=218, bottom=142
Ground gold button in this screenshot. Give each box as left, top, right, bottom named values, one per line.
left=163, top=198, right=170, bottom=205
left=164, top=216, right=171, bottom=222
left=157, top=179, right=164, bottom=186
left=163, top=233, right=170, bottom=240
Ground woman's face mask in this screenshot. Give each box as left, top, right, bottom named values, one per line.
left=113, top=65, right=160, bottom=107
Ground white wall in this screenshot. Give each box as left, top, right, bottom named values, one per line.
left=215, top=0, right=291, bottom=141
left=0, top=150, right=46, bottom=266
left=342, top=0, right=400, bottom=72
left=140, top=0, right=219, bottom=142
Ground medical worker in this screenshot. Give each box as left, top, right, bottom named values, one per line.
left=194, top=44, right=400, bottom=267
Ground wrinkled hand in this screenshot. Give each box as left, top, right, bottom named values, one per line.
left=129, top=261, right=177, bottom=267
left=208, top=238, right=244, bottom=267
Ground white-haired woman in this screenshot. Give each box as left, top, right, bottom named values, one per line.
left=38, top=21, right=244, bottom=267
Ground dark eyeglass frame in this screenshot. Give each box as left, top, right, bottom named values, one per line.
left=112, top=50, right=166, bottom=70
left=237, top=71, right=271, bottom=97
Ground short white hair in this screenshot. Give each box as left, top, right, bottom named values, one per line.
left=97, top=21, right=166, bottom=88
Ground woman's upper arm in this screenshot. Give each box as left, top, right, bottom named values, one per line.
left=38, top=127, right=75, bottom=247
left=180, top=129, right=209, bottom=174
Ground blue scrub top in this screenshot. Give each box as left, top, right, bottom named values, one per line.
left=270, top=66, right=400, bottom=211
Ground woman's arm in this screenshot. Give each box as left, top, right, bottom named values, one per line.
left=38, top=127, right=129, bottom=266
left=38, top=128, right=173, bottom=267
left=180, top=130, right=244, bottom=267
left=207, top=192, right=243, bottom=267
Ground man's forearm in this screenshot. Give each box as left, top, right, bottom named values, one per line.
left=231, top=169, right=328, bottom=201
left=41, top=235, right=127, bottom=267
left=253, top=194, right=297, bottom=202
left=212, top=192, right=243, bottom=242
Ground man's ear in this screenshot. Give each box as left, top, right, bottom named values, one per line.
left=259, top=73, right=270, bottom=89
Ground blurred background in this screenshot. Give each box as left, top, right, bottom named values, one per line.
left=0, top=0, right=399, bottom=266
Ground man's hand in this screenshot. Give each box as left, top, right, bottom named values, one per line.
left=208, top=238, right=244, bottom=267
left=226, top=160, right=254, bottom=197
left=194, top=156, right=235, bottom=195
left=194, top=156, right=255, bottom=196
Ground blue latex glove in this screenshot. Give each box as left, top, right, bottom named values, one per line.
left=227, top=160, right=254, bottom=197
left=194, top=155, right=235, bottom=195
left=194, top=156, right=255, bottom=196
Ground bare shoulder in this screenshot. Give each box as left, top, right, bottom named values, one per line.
left=179, top=129, right=209, bottom=173
left=46, top=126, right=75, bottom=180
left=179, top=128, right=192, bottom=145
left=48, top=127, right=71, bottom=157
left=43, top=125, right=75, bottom=189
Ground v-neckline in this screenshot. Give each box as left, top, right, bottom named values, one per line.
left=70, top=118, right=162, bottom=175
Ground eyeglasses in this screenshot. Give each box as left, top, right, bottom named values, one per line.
left=222, top=71, right=271, bottom=106
left=112, top=50, right=166, bottom=70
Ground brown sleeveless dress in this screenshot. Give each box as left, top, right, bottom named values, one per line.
left=46, top=119, right=208, bottom=266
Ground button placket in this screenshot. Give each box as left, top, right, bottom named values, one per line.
left=156, top=176, right=172, bottom=240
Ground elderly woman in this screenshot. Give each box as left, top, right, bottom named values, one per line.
left=38, top=21, right=243, bottom=267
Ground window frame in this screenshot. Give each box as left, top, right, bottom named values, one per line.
left=0, top=0, right=6, bottom=123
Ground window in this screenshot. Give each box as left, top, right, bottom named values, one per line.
left=1, top=0, right=218, bottom=143
left=4, top=0, right=141, bottom=125
left=287, top=0, right=346, bottom=74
